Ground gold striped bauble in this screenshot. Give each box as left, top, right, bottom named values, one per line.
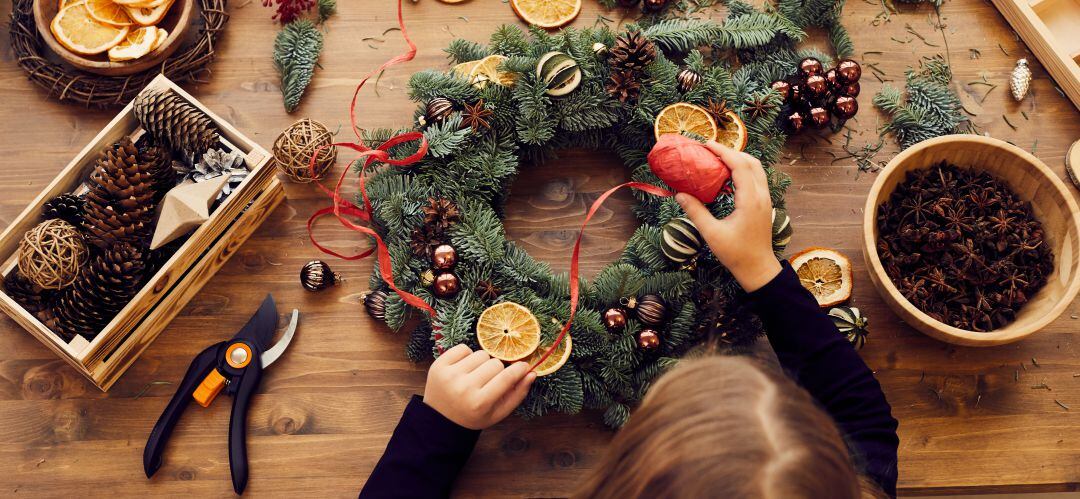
left=660, top=217, right=702, bottom=263
left=634, top=294, right=668, bottom=327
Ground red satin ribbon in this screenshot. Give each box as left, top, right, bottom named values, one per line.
left=305, top=0, right=438, bottom=336
left=529, top=182, right=674, bottom=370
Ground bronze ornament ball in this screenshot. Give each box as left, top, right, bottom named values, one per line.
left=642, top=0, right=667, bottom=13
left=804, top=74, right=829, bottom=98
left=432, top=244, right=457, bottom=270
left=836, top=59, right=862, bottom=84
left=604, top=307, right=628, bottom=330
left=832, top=95, right=859, bottom=120
left=839, top=81, right=860, bottom=97
left=637, top=329, right=661, bottom=350
left=420, top=97, right=455, bottom=127
left=782, top=111, right=805, bottom=134
left=824, top=68, right=838, bottom=87
left=363, top=289, right=389, bottom=321
left=300, top=260, right=339, bottom=291
left=808, top=107, right=831, bottom=129
left=770, top=80, right=792, bottom=102
left=799, top=57, right=824, bottom=77
left=635, top=294, right=668, bottom=326
left=433, top=272, right=461, bottom=298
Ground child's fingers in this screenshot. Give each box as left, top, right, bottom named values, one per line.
left=674, top=193, right=716, bottom=229
left=433, top=343, right=471, bottom=369
left=479, top=362, right=530, bottom=403
left=453, top=349, right=492, bottom=374
left=468, top=357, right=506, bottom=386
left=489, top=369, right=536, bottom=419
left=704, top=141, right=769, bottom=207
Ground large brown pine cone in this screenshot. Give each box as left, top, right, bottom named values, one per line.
left=3, top=270, right=51, bottom=317
left=605, top=70, right=642, bottom=103
left=53, top=243, right=146, bottom=340
left=136, top=138, right=177, bottom=200
left=133, top=88, right=221, bottom=162
left=82, top=138, right=158, bottom=250
left=609, top=28, right=657, bottom=74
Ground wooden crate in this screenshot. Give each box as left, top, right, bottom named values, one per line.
left=991, top=0, right=1080, bottom=110
left=0, top=74, right=285, bottom=391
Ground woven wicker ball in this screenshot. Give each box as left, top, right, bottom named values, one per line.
left=17, top=219, right=88, bottom=290
left=273, top=118, right=338, bottom=183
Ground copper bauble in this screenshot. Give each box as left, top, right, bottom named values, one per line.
left=642, top=0, right=667, bottom=13
left=635, top=294, right=668, bottom=326
left=604, top=307, right=628, bottom=330
left=433, top=272, right=460, bottom=298
left=788, top=83, right=802, bottom=104
left=300, top=260, right=339, bottom=292
left=421, top=97, right=454, bottom=127
left=637, top=329, right=661, bottom=350
left=676, top=68, right=702, bottom=93
left=808, top=107, right=831, bottom=129
left=770, top=80, right=792, bottom=102
left=804, top=74, right=828, bottom=98
left=432, top=244, right=457, bottom=270
left=839, top=81, right=860, bottom=97
left=799, top=57, right=824, bottom=77
left=824, top=68, right=839, bottom=87
left=781, top=111, right=805, bottom=134
left=836, top=59, right=862, bottom=84
left=832, top=95, right=859, bottom=120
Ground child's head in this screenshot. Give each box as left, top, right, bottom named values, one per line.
left=576, top=355, right=882, bottom=498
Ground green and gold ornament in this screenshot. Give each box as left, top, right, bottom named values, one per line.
left=771, top=208, right=793, bottom=254
left=829, top=306, right=869, bottom=349
left=536, top=51, right=582, bottom=97
left=660, top=217, right=703, bottom=264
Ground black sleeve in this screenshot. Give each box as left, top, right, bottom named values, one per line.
left=359, top=395, right=480, bottom=498
left=747, top=261, right=900, bottom=498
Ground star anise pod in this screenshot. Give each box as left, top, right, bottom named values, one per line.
left=475, top=279, right=501, bottom=301
left=460, top=99, right=494, bottom=132
left=704, top=98, right=734, bottom=125
left=742, top=94, right=777, bottom=122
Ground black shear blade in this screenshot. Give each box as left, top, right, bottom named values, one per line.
left=234, top=294, right=279, bottom=352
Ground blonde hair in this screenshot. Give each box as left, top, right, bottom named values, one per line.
left=576, top=356, right=885, bottom=499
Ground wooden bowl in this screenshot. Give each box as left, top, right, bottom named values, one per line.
left=33, top=0, right=194, bottom=76
left=862, top=135, right=1080, bottom=346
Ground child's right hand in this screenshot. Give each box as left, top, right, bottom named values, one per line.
left=422, top=344, right=536, bottom=430
left=674, top=141, right=782, bottom=293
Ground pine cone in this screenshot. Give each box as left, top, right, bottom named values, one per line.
left=53, top=243, right=146, bottom=340
left=3, top=270, right=52, bottom=317
left=410, top=225, right=445, bottom=259
left=133, top=88, right=221, bottom=162
left=422, top=198, right=461, bottom=231
left=82, top=138, right=159, bottom=250
left=42, top=193, right=86, bottom=226
left=609, top=28, right=656, bottom=74
left=136, top=138, right=177, bottom=200
left=606, top=70, right=642, bottom=104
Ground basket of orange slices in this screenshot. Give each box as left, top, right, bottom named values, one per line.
left=33, top=0, right=194, bottom=76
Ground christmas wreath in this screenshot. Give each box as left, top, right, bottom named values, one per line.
left=354, top=1, right=855, bottom=427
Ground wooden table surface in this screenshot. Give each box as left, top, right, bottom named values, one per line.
left=2, top=0, right=1079, bottom=496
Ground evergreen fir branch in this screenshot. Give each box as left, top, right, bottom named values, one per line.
left=642, top=19, right=725, bottom=53
left=828, top=22, right=854, bottom=59
left=445, top=39, right=491, bottom=64
left=450, top=200, right=507, bottom=264
left=408, top=70, right=479, bottom=104
left=602, top=402, right=630, bottom=428
left=405, top=323, right=435, bottom=362
left=489, top=25, right=532, bottom=57
left=874, top=56, right=967, bottom=150
left=512, top=76, right=557, bottom=145
left=316, top=0, right=335, bottom=23
left=273, top=19, right=324, bottom=113
left=422, top=115, right=470, bottom=158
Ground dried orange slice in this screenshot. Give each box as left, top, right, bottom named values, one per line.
left=790, top=247, right=853, bottom=308
left=51, top=2, right=130, bottom=56
left=450, top=60, right=480, bottom=79
left=467, top=54, right=517, bottom=88
left=715, top=110, right=749, bottom=152
left=122, top=0, right=172, bottom=26
left=59, top=0, right=76, bottom=9
left=150, top=26, right=168, bottom=50
left=524, top=334, right=572, bottom=377
left=509, top=0, right=580, bottom=29
left=476, top=302, right=541, bottom=361
left=108, top=26, right=157, bottom=61
left=86, top=0, right=133, bottom=26
left=654, top=103, right=719, bottom=143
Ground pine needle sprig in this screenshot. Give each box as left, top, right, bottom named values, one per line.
left=273, top=19, right=324, bottom=113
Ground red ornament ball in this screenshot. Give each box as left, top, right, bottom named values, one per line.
left=832, top=95, right=859, bottom=120
left=433, top=272, right=460, bottom=298
left=836, top=59, right=862, bottom=84
left=647, top=134, right=732, bottom=204
left=637, top=329, right=661, bottom=350
left=432, top=244, right=457, bottom=270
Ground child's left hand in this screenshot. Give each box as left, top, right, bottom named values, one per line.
left=422, top=344, right=536, bottom=430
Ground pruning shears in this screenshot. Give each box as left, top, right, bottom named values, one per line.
left=143, top=294, right=298, bottom=494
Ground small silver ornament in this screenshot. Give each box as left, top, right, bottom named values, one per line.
left=1010, top=59, right=1031, bottom=101
left=592, top=42, right=608, bottom=56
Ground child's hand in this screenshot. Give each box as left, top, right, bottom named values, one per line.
left=675, top=141, right=783, bottom=292
left=423, top=344, right=537, bottom=430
